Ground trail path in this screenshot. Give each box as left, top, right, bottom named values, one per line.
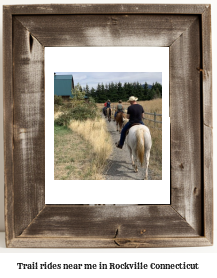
left=102, top=116, right=153, bottom=180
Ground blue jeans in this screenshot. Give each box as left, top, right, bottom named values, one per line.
left=119, top=121, right=145, bottom=146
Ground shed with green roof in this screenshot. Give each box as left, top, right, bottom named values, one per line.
left=54, top=74, right=74, bottom=100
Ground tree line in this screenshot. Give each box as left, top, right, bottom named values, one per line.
left=81, top=81, right=162, bottom=103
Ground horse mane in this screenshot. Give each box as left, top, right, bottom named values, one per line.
left=136, top=129, right=145, bottom=166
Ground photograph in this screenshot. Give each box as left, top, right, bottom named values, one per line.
left=45, top=47, right=170, bottom=205
left=54, top=72, right=162, bottom=181
left=1, top=1, right=215, bottom=257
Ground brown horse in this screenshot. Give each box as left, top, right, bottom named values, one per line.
left=115, top=112, right=126, bottom=132
left=106, top=108, right=112, bottom=122
left=103, top=107, right=107, bottom=117
left=111, top=107, right=115, bottom=121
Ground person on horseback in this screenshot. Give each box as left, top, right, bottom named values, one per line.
left=106, top=99, right=111, bottom=108
left=114, top=100, right=124, bottom=120
left=103, top=101, right=107, bottom=116
left=116, top=96, right=145, bottom=149
left=106, top=100, right=112, bottom=121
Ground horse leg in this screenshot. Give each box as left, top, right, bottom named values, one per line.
left=131, top=149, right=138, bottom=172
left=119, top=123, right=123, bottom=133
left=128, top=147, right=135, bottom=167
left=108, top=109, right=111, bottom=122
left=130, top=149, right=138, bottom=173
left=144, top=149, right=151, bottom=179
left=134, top=158, right=138, bottom=173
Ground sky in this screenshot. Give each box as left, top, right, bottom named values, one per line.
left=55, top=72, right=162, bottom=89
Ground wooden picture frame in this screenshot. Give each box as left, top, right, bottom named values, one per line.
left=3, top=4, right=213, bottom=248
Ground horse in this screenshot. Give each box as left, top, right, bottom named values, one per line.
left=103, top=107, right=107, bottom=117
left=115, top=111, right=126, bottom=133
left=125, top=124, right=152, bottom=179
left=106, top=108, right=112, bottom=122
left=111, top=107, right=116, bottom=121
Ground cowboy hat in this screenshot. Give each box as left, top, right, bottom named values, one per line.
left=127, top=96, right=138, bottom=102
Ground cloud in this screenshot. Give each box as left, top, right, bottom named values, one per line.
left=55, top=72, right=162, bottom=89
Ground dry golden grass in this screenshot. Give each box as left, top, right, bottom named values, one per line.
left=54, top=111, right=63, bottom=120
left=97, top=98, right=161, bottom=112
left=68, top=118, right=113, bottom=178
left=148, top=127, right=162, bottom=179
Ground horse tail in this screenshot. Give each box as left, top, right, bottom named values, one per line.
left=121, top=112, right=125, bottom=122
left=136, top=129, right=145, bottom=166
left=107, top=108, right=111, bottom=116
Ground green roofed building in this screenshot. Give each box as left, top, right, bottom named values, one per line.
left=54, top=74, right=74, bottom=100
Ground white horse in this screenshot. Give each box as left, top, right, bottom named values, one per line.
left=125, top=124, right=152, bottom=179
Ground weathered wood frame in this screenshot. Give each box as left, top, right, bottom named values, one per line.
left=3, top=4, right=213, bottom=248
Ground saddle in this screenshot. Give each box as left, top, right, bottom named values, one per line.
left=126, top=123, right=142, bottom=136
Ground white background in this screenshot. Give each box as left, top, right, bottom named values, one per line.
left=46, top=47, right=170, bottom=204
left=0, top=0, right=216, bottom=277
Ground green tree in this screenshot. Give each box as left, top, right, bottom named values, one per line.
left=90, top=87, right=96, bottom=100
left=143, top=82, right=149, bottom=100
left=123, top=82, right=130, bottom=101
left=105, top=83, right=109, bottom=101
left=72, top=83, right=85, bottom=100
left=152, top=82, right=162, bottom=98
left=108, top=82, right=117, bottom=102
left=54, top=95, right=63, bottom=105
left=95, top=83, right=102, bottom=102
left=99, top=83, right=106, bottom=103
left=127, top=82, right=135, bottom=98
left=134, top=82, right=144, bottom=100
left=84, top=84, right=91, bottom=98
left=117, top=82, right=124, bottom=101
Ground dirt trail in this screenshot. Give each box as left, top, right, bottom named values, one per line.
left=102, top=116, right=153, bottom=180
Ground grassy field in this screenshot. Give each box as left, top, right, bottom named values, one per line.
left=54, top=124, right=95, bottom=180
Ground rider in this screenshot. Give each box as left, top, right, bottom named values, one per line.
left=104, top=99, right=111, bottom=118
left=106, top=99, right=111, bottom=108
left=116, top=96, right=145, bottom=149
left=103, top=101, right=107, bottom=116
left=114, top=100, right=124, bottom=120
